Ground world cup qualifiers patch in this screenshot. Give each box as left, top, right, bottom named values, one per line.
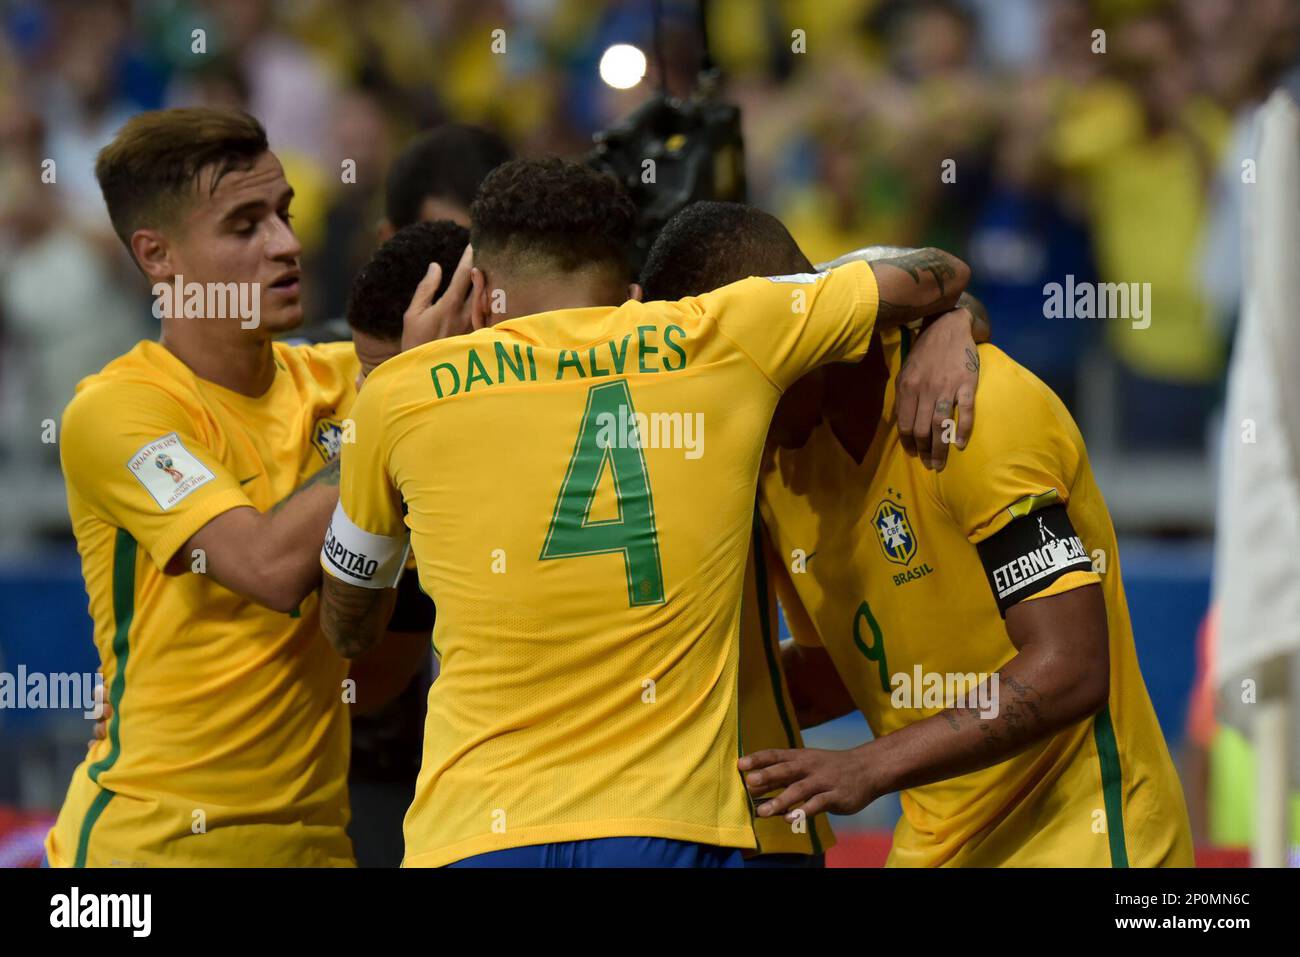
left=321, top=502, right=409, bottom=589
left=126, top=432, right=217, bottom=511
left=976, top=503, right=1094, bottom=616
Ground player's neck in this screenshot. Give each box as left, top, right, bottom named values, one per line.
left=160, top=321, right=277, bottom=397
left=491, top=269, right=628, bottom=322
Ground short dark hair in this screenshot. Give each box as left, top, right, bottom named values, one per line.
left=469, top=157, right=636, bottom=277
left=95, top=108, right=268, bottom=248
left=346, top=220, right=470, bottom=342
left=640, top=201, right=812, bottom=300
left=384, top=123, right=512, bottom=229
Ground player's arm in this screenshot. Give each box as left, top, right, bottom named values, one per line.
left=875, top=585, right=1109, bottom=786
left=320, top=574, right=397, bottom=659
left=816, top=245, right=971, bottom=331
left=60, top=381, right=346, bottom=615
left=166, top=459, right=340, bottom=613
left=781, top=642, right=857, bottom=729
left=318, top=375, right=410, bottom=659
left=343, top=568, right=434, bottom=712
left=818, top=247, right=990, bottom=344
left=742, top=586, right=1109, bottom=820
left=742, top=379, right=1108, bottom=819
left=821, top=247, right=987, bottom=468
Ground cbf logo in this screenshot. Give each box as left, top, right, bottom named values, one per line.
left=874, top=498, right=917, bottom=566
left=312, top=418, right=344, bottom=461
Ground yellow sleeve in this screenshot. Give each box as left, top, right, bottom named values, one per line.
left=60, top=380, right=253, bottom=569
left=698, top=259, right=879, bottom=391
left=324, top=374, right=409, bottom=588
left=934, top=353, right=1100, bottom=608
left=339, top=373, right=406, bottom=534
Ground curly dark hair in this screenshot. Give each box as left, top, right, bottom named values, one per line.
left=639, top=201, right=811, bottom=301
left=346, top=220, right=470, bottom=342
left=469, top=157, right=636, bottom=277
left=385, top=123, right=512, bottom=229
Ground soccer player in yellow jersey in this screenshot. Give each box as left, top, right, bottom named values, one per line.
left=645, top=204, right=1194, bottom=867
left=343, top=217, right=862, bottom=866
left=46, top=108, right=410, bottom=867
left=638, top=207, right=995, bottom=867
left=315, top=158, right=977, bottom=867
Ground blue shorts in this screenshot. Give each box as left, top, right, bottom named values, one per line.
left=743, top=852, right=826, bottom=869
left=447, top=837, right=744, bottom=868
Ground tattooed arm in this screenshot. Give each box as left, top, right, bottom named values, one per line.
left=820, top=246, right=986, bottom=467
left=740, top=585, right=1110, bottom=819
left=166, top=458, right=341, bottom=613
left=817, top=245, right=971, bottom=329
left=320, top=573, right=397, bottom=659
left=820, top=247, right=991, bottom=343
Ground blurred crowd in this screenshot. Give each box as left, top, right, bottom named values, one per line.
left=2, top=0, right=1298, bottom=542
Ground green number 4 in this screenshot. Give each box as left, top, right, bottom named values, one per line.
left=541, top=380, right=666, bottom=606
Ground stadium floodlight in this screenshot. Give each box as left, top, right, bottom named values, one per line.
left=599, top=44, right=648, bottom=90
left=587, top=0, right=746, bottom=275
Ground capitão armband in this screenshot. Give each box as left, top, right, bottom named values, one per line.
left=321, top=502, right=409, bottom=589
left=975, top=503, right=1094, bottom=616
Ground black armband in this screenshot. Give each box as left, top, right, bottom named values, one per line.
left=386, top=568, right=436, bottom=632
left=976, top=503, right=1093, bottom=617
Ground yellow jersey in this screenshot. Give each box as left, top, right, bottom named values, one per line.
left=759, top=332, right=1193, bottom=867
left=738, top=513, right=835, bottom=857
left=48, top=339, right=360, bottom=867
left=329, top=262, right=880, bottom=866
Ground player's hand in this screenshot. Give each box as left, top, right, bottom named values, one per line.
left=894, top=306, right=978, bottom=470
left=400, top=243, right=475, bottom=352
left=739, top=746, right=879, bottom=820
left=88, top=674, right=111, bottom=745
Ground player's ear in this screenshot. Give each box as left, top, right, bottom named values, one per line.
left=470, top=267, right=491, bottom=330
left=131, top=228, right=174, bottom=285
left=628, top=282, right=644, bottom=302
left=376, top=218, right=396, bottom=244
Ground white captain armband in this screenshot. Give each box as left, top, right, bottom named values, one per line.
left=321, top=502, right=409, bottom=589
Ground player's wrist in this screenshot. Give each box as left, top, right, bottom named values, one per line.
left=851, top=739, right=890, bottom=807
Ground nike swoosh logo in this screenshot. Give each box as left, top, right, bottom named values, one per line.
left=239, top=475, right=259, bottom=485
